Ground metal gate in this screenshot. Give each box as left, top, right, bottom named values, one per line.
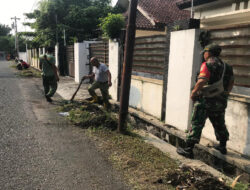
left=89, top=42, right=109, bottom=66
left=66, top=45, right=75, bottom=77
left=209, top=25, right=250, bottom=88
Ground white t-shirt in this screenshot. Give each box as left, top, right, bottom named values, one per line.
left=93, top=63, right=109, bottom=82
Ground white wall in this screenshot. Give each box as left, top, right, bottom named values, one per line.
left=109, top=40, right=119, bottom=101
left=19, top=52, right=27, bottom=62
left=74, top=42, right=90, bottom=83
left=202, top=98, right=250, bottom=156
left=129, top=76, right=163, bottom=119
left=165, top=29, right=202, bottom=131
left=55, top=44, right=59, bottom=68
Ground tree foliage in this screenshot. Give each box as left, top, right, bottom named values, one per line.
left=23, top=0, right=120, bottom=48
left=0, top=24, right=14, bottom=53
left=99, top=13, right=125, bottom=39
left=0, top=24, right=11, bottom=36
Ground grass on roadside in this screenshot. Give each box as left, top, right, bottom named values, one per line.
left=10, top=64, right=41, bottom=78
left=58, top=100, right=235, bottom=190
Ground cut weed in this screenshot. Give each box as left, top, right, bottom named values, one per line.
left=59, top=100, right=233, bottom=190
left=19, top=67, right=41, bottom=78
left=10, top=64, right=41, bottom=78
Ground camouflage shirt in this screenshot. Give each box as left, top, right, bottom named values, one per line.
left=198, top=57, right=234, bottom=92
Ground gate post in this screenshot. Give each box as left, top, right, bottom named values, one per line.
left=165, top=29, right=202, bottom=131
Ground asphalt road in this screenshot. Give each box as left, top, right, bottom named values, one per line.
left=0, top=61, right=129, bottom=190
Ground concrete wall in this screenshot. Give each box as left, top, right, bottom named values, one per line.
left=164, top=28, right=250, bottom=156
left=202, top=97, right=250, bottom=156
left=194, top=3, right=232, bottom=19
left=165, top=29, right=202, bottom=131
left=193, top=0, right=250, bottom=29
left=129, top=76, right=163, bottom=119
left=74, top=42, right=90, bottom=83
left=55, top=44, right=59, bottom=68
left=108, top=40, right=119, bottom=101
left=19, top=52, right=27, bottom=62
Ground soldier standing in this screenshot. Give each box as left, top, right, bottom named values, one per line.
left=177, top=44, right=234, bottom=158
left=39, top=47, right=59, bottom=102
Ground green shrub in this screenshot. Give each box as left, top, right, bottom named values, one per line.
left=99, top=13, right=125, bottom=39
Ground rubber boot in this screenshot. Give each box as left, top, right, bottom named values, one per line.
left=103, top=102, right=111, bottom=111
left=89, top=95, right=98, bottom=103
left=177, top=142, right=195, bottom=159
left=214, top=141, right=227, bottom=154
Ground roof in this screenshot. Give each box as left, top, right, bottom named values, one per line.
left=122, top=0, right=190, bottom=30
left=176, top=0, right=218, bottom=9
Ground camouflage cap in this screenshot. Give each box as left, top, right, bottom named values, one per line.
left=202, top=44, right=222, bottom=56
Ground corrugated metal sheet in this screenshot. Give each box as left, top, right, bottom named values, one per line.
left=89, top=42, right=109, bottom=66
left=210, top=25, right=250, bottom=88
left=132, top=35, right=166, bottom=76
left=66, top=45, right=75, bottom=77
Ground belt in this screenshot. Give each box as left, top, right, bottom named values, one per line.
left=98, top=81, right=108, bottom=84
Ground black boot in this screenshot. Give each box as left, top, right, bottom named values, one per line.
left=177, top=142, right=194, bottom=159
left=45, top=95, right=52, bottom=102
left=214, top=141, right=227, bottom=154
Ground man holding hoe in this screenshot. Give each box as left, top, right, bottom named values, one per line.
left=82, top=57, right=112, bottom=109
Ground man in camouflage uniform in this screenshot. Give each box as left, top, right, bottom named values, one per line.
left=39, top=47, right=59, bottom=102
left=177, top=44, right=234, bottom=158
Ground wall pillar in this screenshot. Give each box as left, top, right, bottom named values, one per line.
left=109, top=40, right=119, bottom=101
left=165, top=29, right=202, bottom=131
left=55, top=43, right=59, bottom=68
left=74, top=42, right=91, bottom=83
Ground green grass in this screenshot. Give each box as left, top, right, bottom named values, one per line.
left=19, top=67, right=41, bottom=78
left=233, top=182, right=249, bottom=190
left=57, top=100, right=235, bottom=190
left=10, top=64, right=41, bottom=78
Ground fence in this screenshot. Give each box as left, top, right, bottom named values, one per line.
left=89, top=41, right=109, bottom=66
left=209, top=25, right=250, bottom=88
left=27, top=49, right=40, bottom=70
left=66, top=45, right=75, bottom=77
left=132, top=35, right=167, bottom=79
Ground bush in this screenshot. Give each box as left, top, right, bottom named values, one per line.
left=99, top=13, right=125, bottom=40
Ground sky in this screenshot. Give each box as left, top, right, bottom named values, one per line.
left=0, top=0, right=118, bottom=33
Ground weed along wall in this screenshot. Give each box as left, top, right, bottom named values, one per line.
left=129, top=76, right=163, bottom=119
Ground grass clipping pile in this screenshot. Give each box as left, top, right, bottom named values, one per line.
left=59, top=100, right=231, bottom=190
left=10, top=64, right=41, bottom=78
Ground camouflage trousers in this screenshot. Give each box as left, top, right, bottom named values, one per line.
left=186, top=97, right=229, bottom=144
left=88, top=81, right=110, bottom=104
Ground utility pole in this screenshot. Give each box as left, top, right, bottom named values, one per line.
left=191, top=0, right=194, bottom=18
left=63, top=28, right=66, bottom=46
left=11, top=16, right=20, bottom=58
left=118, top=0, right=138, bottom=132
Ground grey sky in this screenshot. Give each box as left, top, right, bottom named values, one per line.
left=0, top=0, right=118, bottom=33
